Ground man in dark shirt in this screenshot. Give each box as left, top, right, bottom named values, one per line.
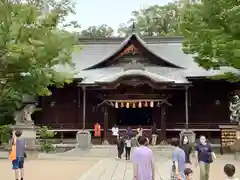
left=195, top=136, right=216, bottom=180
left=151, top=123, right=158, bottom=146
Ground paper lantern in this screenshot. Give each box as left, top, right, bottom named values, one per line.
left=121, top=102, right=124, bottom=108
left=115, top=102, right=118, bottom=108
left=126, top=102, right=130, bottom=108
left=138, top=101, right=142, bottom=108
left=150, top=101, right=154, bottom=108
left=132, top=102, right=136, bottom=108
left=144, top=101, right=148, bottom=107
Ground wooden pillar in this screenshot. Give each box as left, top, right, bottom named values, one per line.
left=77, top=82, right=81, bottom=128
left=103, top=106, right=109, bottom=144
left=160, top=104, right=167, bottom=143
left=82, top=86, right=86, bottom=129
left=185, top=86, right=189, bottom=129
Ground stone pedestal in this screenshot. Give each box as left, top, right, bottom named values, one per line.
left=76, top=130, right=92, bottom=149
left=180, top=129, right=196, bottom=144
left=11, top=124, right=38, bottom=159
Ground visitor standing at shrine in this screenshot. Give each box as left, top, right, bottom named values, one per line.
left=195, top=135, right=216, bottom=180
left=126, top=126, right=132, bottom=138
left=137, top=125, right=143, bottom=138
left=151, top=123, right=158, bottom=146
left=180, top=136, right=192, bottom=167
left=111, top=124, right=119, bottom=139
left=131, top=136, right=155, bottom=180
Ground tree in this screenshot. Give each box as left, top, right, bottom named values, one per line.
left=80, top=24, right=114, bottom=37
left=117, top=1, right=182, bottom=37
left=0, top=0, right=79, bottom=123
left=180, top=0, right=240, bottom=81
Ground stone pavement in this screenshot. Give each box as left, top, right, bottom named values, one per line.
left=77, top=157, right=240, bottom=180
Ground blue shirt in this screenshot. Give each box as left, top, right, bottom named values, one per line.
left=12, top=138, right=25, bottom=158
left=172, top=147, right=186, bottom=174
left=196, top=143, right=212, bottom=163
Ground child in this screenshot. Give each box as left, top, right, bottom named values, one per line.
left=125, top=136, right=131, bottom=160
left=224, top=164, right=239, bottom=180
left=11, top=131, right=25, bottom=180
left=184, top=168, right=193, bottom=180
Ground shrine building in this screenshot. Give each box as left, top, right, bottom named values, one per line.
left=34, top=33, right=238, bottom=144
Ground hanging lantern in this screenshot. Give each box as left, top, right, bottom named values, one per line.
left=144, top=101, right=148, bottom=107
left=126, top=102, right=130, bottom=108
left=156, top=101, right=160, bottom=107
left=121, top=102, right=124, bottom=108
left=115, top=102, right=118, bottom=108
left=150, top=101, right=154, bottom=108
left=132, top=102, right=136, bottom=108
left=138, top=101, right=142, bottom=108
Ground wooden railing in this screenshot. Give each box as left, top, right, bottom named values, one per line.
left=36, top=122, right=236, bottom=130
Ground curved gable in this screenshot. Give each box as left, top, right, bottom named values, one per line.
left=84, top=33, right=183, bottom=70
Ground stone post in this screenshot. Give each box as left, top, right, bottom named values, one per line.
left=180, top=129, right=196, bottom=144
left=76, top=130, right=92, bottom=149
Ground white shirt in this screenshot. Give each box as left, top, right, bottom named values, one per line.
left=137, top=128, right=143, bottom=136
left=112, top=127, right=119, bottom=136
left=125, top=139, right=131, bottom=147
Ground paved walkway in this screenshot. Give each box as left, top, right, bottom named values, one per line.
left=0, top=159, right=97, bottom=180
left=77, top=158, right=240, bottom=180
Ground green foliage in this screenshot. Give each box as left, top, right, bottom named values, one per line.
left=80, top=24, right=114, bottom=37
left=0, top=125, right=11, bottom=145
left=0, top=0, right=80, bottom=123
left=180, top=0, right=240, bottom=81
left=117, top=1, right=182, bottom=37
left=38, top=126, right=56, bottom=139
left=38, top=126, right=56, bottom=152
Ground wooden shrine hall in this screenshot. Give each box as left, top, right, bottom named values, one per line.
left=35, top=32, right=237, bottom=144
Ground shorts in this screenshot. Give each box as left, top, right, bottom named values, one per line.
left=12, top=157, right=24, bottom=169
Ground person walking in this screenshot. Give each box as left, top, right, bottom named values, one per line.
left=180, top=136, right=192, bottom=167
left=125, top=136, right=132, bottom=160
left=131, top=136, right=155, bottom=180
left=171, top=138, right=186, bottom=180
left=195, top=135, right=216, bottom=180
left=10, top=131, right=25, bottom=180
left=151, top=123, right=158, bottom=146
left=116, top=136, right=124, bottom=159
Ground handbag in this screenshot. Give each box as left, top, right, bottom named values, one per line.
left=24, top=152, right=27, bottom=158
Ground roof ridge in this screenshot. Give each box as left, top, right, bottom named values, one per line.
left=78, top=36, right=184, bottom=45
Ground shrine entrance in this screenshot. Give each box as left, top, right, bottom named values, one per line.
left=116, top=107, right=153, bottom=126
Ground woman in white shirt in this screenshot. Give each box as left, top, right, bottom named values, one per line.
left=136, top=125, right=143, bottom=138
left=112, top=124, right=119, bottom=139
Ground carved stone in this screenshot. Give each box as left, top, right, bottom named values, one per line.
left=229, top=95, right=240, bottom=124
left=14, top=104, right=36, bottom=125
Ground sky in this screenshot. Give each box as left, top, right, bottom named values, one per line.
left=67, top=0, right=173, bottom=31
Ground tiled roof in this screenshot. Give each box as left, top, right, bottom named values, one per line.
left=70, top=35, right=237, bottom=83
